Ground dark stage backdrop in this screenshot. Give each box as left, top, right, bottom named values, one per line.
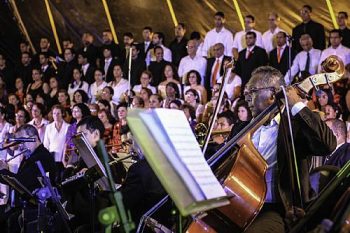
left=0, top=0, right=349, bottom=64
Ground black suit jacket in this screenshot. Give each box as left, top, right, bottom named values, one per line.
left=269, top=46, right=296, bottom=76
left=100, top=58, right=120, bottom=83
left=324, top=143, right=350, bottom=168
left=138, top=41, right=154, bottom=60
left=292, top=20, right=325, bottom=52
left=42, top=65, right=57, bottom=83
left=204, top=55, right=231, bottom=94
left=81, top=63, right=96, bottom=85
left=57, top=59, right=78, bottom=89
left=15, top=63, right=33, bottom=88
left=148, top=60, right=171, bottom=86
left=235, top=46, right=268, bottom=88
left=277, top=107, right=336, bottom=209
left=121, top=159, right=167, bottom=227
left=123, top=56, right=146, bottom=87
left=0, top=144, right=56, bottom=199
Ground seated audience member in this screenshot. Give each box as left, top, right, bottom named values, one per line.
left=132, top=70, right=156, bottom=95
left=158, top=64, right=181, bottom=99
left=139, top=87, right=153, bottom=109
left=73, top=89, right=89, bottom=105
left=147, top=46, right=170, bottom=86
left=181, top=103, right=197, bottom=131
left=178, top=39, right=206, bottom=82
left=324, top=119, right=350, bottom=168
left=122, top=43, right=146, bottom=87
left=324, top=103, right=340, bottom=121
left=77, top=51, right=96, bottom=85
left=184, top=89, right=204, bottom=123
left=14, top=78, right=26, bottom=104
left=89, top=69, right=107, bottom=104
left=131, top=96, right=145, bottom=109
left=220, top=68, right=241, bottom=104
left=146, top=32, right=172, bottom=66
left=337, top=11, right=350, bottom=48
left=67, top=68, right=89, bottom=102
left=26, top=68, right=48, bottom=100
left=107, top=64, right=129, bottom=105
left=97, top=109, right=114, bottom=150
left=111, top=103, right=130, bottom=154
left=28, top=103, right=49, bottom=142
left=184, top=70, right=207, bottom=104
left=88, top=103, right=99, bottom=117
left=316, top=88, right=334, bottom=114
left=8, top=93, right=21, bottom=113
left=63, top=103, right=90, bottom=167
left=233, top=100, right=252, bottom=123
left=43, top=105, right=70, bottom=183
left=149, top=94, right=163, bottom=109
left=162, top=82, right=183, bottom=109
left=169, top=99, right=182, bottom=110
left=284, top=33, right=321, bottom=84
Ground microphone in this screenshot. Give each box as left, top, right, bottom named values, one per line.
left=7, top=137, right=36, bottom=143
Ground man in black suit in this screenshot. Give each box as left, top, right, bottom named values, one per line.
left=292, top=5, right=325, bottom=52
left=57, top=48, right=78, bottom=89
left=235, top=31, right=268, bottom=90
left=0, top=124, right=56, bottom=232
left=204, top=43, right=231, bottom=96
left=148, top=46, right=170, bottom=86
left=337, top=11, right=350, bottom=48
left=242, top=66, right=336, bottom=233
left=169, top=23, right=188, bottom=67
left=38, top=52, right=56, bottom=83
left=123, top=43, right=146, bottom=87
left=0, top=53, right=16, bottom=92
left=100, top=29, right=122, bottom=61
left=77, top=52, right=96, bottom=85
left=324, top=119, right=350, bottom=168
left=138, top=26, right=154, bottom=60
left=100, top=46, right=119, bottom=83
left=16, top=52, right=33, bottom=88
left=269, top=32, right=296, bottom=76
left=79, top=32, right=99, bottom=67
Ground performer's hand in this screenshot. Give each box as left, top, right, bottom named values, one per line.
left=286, top=206, right=305, bottom=221
left=0, top=160, right=8, bottom=170
left=78, top=168, right=88, bottom=176
left=286, top=86, right=302, bottom=109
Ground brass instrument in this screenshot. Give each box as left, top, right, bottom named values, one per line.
left=195, top=122, right=231, bottom=146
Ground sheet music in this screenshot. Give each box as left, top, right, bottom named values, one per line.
left=153, top=109, right=226, bottom=199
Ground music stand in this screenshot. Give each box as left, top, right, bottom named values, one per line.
left=1, top=175, right=36, bottom=205
left=72, top=132, right=110, bottom=191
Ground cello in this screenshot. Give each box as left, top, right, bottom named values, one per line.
left=186, top=55, right=345, bottom=233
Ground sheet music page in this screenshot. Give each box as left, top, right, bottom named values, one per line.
left=154, top=109, right=226, bottom=199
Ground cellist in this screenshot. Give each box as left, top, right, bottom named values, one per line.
left=242, top=66, right=336, bottom=232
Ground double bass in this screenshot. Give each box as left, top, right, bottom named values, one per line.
left=187, top=55, right=345, bottom=233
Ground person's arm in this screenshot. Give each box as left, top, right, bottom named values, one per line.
left=287, top=87, right=337, bottom=156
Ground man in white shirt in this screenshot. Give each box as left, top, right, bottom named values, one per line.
left=190, top=31, right=204, bottom=57
left=262, top=12, right=285, bottom=54
left=284, top=33, right=321, bottom=85
left=178, top=40, right=207, bottom=85
left=232, top=15, right=264, bottom=59
left=318, top=29, right=350, bottom=72
left=202, top=11, right=234, bottom=58
left=145, top=32, right=172, bottom=66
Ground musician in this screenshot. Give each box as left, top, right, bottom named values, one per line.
left=242, top=66, right=336, bottom=232
left=0, top=124, right=56, bottom=232
left=62, top=116, right=126, bottom=232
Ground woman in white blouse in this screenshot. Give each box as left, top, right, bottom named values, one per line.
left=68, top=68, right=89, bottom=102
left=89, top=68, right=107, bottom=104
left=43, top=105, right=70, bottom=181
left=108, top=64, right=129, bottom=105
left=132, top=70, right=156, bottom=95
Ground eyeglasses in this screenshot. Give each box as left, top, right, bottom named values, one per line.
left=244, top=86, right=276, bottom=99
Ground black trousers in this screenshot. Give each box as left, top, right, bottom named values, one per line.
left=244, top=203, right=286, bottom=233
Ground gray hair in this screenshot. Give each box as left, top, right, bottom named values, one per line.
left=246, top=66, right=285, bottom=92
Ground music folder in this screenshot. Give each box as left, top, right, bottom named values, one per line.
left=127, top=109, right=229, bottom=216
left=1, top=175, right=36, bottom=205
left=72, top=133, right=110, bottom=191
